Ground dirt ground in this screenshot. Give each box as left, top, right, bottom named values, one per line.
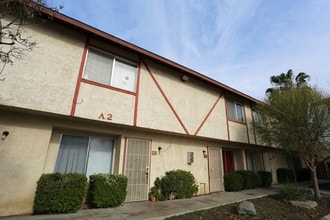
left=167, top=194, right=330, bottom=220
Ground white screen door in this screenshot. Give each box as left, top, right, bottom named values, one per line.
left=124, top=138, right=150, bottom=201
left=209, top=147, right=223, bottom=192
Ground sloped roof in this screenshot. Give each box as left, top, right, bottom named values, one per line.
left=37, top=5, right=259, bottom=103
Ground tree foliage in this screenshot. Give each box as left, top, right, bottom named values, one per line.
left=255, top=70, right=330, bottom=199
left=266, top=69, right=310, bottom=94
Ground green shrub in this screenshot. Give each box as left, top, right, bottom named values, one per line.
left=235, top=170, right=261, bottom=189
left=149, top=178, right=165, bottom=201
left=257, top=171, right=272, bottom=187
left=224, top=172, right=244, bottom=191
left=277, top=183, right=309, bottom=201
left=296, top=168, right=310, bottom=182
left=33, top=173, right=87, bottom=214
left=159, top=170, right=198, bottom=199
left=276, top=168, right=294, bottom=184
left=89, top=174, right=128, bottom=208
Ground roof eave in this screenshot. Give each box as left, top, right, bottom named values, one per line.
left=36, top=4, right=259, bottom=103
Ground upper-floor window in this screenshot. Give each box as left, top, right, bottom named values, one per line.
left=252, top=109, right=260, bottom=123
left=226, top=99, right=245, bottom=122
left=83, top=47, right=137, bottom=92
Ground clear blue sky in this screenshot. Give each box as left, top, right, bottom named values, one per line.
left=47, top=0, right=330, bottom=100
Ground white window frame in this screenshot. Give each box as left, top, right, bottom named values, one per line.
left=83, top=47, right=137, bottom=92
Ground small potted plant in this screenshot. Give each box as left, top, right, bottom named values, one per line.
left=149, top=186, right=159, bottom=203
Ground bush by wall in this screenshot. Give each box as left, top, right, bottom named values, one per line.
left=159, top=169, right=198, bottom=199
left=296, top=168, right=310, bottom=182
left=89, top=174, right=128, bottom=208
left=276, top=168, right=294, bottom=184
left=224, top=172, right=244, bottom=191
left=277, top=183, right=309, bottom=201
left=235, top=170, right=261, bottom=189
left=33, top=173, right=87, bottom=214
left=257, top=171, right=272, bottom=187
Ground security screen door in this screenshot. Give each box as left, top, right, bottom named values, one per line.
left=208, top=147, right=222, bottom=192
left=124, top=138, right=151, bottom=201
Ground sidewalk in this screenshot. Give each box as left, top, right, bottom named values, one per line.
left=2, top=187, right=278, bottom=220
left=2, top=186, right=329, bottom=220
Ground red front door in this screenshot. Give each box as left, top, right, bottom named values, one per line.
left=223, top=151, right=233, bottom=174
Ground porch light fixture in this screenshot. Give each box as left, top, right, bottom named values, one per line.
left=158, top=146, right=162, bottom=154
left=2, top=131, right=9, bottom=140
left=181, top=75, right=189, bottom=82
left=202, top=150, right=208, bottom=158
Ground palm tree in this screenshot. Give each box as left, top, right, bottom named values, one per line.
left=295, top=72, right=310, bottom=87
left=266, top=69, right=310, bottom=95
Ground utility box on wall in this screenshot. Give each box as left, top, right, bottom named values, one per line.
left=187, top=152, right=194, bottom=164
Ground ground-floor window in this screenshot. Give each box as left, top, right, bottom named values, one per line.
left=246, top=151, right=264, bottom=172
left=54, top=134, right=114, bottom=177
left=245, top=151, right=255, bottom=171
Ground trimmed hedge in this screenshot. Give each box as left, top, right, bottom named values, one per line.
left=33, top=173, right=87, bottom=214
left=235, top=170, right=261, bottom=189
left=276, top=168, right=294, bottom=184
left=159, top=169, right=199, bottom=199
left=224, top=172, right=244, bottom=191
left=257, top=171, right=272, bottom=187
left=89, top=174, right=128, bottom=208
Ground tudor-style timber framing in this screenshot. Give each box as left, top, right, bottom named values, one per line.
left=0, top=4, right=291, bottom=217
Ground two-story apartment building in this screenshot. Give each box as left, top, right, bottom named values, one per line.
left=0, top=5, right=288, bottom=216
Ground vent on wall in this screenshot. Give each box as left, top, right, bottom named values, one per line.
left=187, top=152, right=194, bottom=164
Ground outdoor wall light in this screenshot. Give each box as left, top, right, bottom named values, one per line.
left=181, top=75, right=190, bottom=82
left=158, top=146, right=162, bottom=154
left=202, top=150, right=207, bottom=158
left=2, top=131, right=9, bottom=140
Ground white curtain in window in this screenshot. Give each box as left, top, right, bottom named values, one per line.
left=236, top=104, right=245, bottom=122
left=55, top=135, right=89, bottom=174
left=112, top=60, right=137, bottom=92
left=86, top=137, right=113, bottom=178
left=83, top=48, right=113, bottom=85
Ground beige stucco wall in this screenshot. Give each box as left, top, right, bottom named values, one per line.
left=263, top=151, right=289, bottom=184
left=0, top=16, right=260, bottom=144
left=228, top=121, right=248, bottom=143
left=0, top=106, right=288, bottom=217
left=148, top=136, right=213, bottom=195
left=137, top=59, right=232, bottom=140
left=0, top=19, right=85, bottom=116
left=135, top=63, right=185, bottom=133
left=0, top=111, right=53, bottom=216
left=0, top=14, right=289, bottom=218
left=0, top=110, right=213, bottom=216
left=74, top=83, right=136, bottom=126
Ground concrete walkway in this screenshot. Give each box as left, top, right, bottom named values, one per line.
left=1, top=187, right=329, bottom=220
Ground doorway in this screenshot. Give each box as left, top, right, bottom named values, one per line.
left=124, top=138, right=151, bottom=201
left=208, top=147, right=223, bottom=192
